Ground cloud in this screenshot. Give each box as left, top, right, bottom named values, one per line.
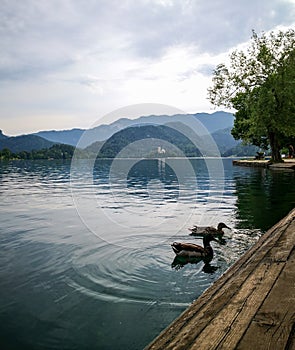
left=0, top=0, right=294, bottom=134
left=91, top=0, right=295, bottom=56
left=1, top=0, right=294, bottom=81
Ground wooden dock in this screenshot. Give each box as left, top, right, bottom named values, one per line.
left=233, top=159, right=295, bottom=171
left=233, top=159, right=271, bottom=168
left=145, top=209, right=295, bottom=350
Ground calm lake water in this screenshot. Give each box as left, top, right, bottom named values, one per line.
left=0, top=158, right=294, bottom=350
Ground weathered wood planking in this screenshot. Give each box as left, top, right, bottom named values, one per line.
left=145, top=209, right=295, bottom=350
left=236, top=219, right=295, bottom=350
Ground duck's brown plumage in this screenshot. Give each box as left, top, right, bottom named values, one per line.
left=171, top=234, right=217, bottom=258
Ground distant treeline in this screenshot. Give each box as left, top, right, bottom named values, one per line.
left=0, top=141, right=259, bottom=161
left=0, top=144, right=76, bottom=160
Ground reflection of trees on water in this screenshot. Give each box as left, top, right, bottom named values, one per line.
left=234, top=168, right=295, bottom=231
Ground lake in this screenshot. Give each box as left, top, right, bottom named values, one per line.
left=0, top=158, right=294, bottom=349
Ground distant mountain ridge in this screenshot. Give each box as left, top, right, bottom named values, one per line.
left=35, top=128, right=84, bottom=147
left=211, top=127, right=240, bottom=154
left=0, top=130, right=8, bottom=140
left=86, top=124, right=257, bottom=158
left=33, top=111, right=234, bottom=147
left=0, top=134, right=55, bottom=153
left=1, top=111, right=258, bottom=157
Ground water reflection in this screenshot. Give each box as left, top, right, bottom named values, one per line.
left=234, top=167, right=295, bottom=231
left=171, top=255, right=219, bottom=274
left=126, top=159, right=179, bottom=201
left=0, top=159, right=294, bottom=350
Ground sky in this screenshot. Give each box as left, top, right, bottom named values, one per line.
left=1, top=0, right=295, bottom=136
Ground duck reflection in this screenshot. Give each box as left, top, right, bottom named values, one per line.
left=171, top=255, right=219, bottom=273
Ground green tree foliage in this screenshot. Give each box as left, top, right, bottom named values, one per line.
left=96, top=124, right=203, bottom=158
left=208, top=29, right=295, bottom=162
left=0, top=144, right=75, bottom=161
left=0, top=148, right=12, bottom=160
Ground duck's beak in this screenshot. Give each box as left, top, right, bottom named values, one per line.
left=225, top=225, right=231, bottom=230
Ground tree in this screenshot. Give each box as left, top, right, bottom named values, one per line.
left=1, top=148, right=12, bottom=160
left=208, top=29, right=295, bottom=162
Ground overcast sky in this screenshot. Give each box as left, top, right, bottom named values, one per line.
left=1, top=0, right=295, bottom=135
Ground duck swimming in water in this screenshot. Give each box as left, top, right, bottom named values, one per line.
left=171, top=234, right=219, bottom=259
left=189, top=222, right=231, bottom=237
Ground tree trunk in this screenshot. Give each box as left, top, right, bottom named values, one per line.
left=268, top=131, right=282, bottom=162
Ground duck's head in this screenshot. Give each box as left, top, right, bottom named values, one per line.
left=217, top=222, right=231, bottom=231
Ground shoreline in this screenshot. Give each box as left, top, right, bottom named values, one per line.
left=233, top=158, right=295, bottom=171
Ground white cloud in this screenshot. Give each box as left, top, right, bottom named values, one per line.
left=0, top=0, right=294, bottom=134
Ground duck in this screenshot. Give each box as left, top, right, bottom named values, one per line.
left=171, top=234, right=219, bottom=259
left=189, top=222, right=231, bottom=237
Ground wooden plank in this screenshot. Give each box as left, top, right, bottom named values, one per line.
left=189, top=261, right=285, bottom=350
left=286, top=326, right=295, bottom=350
left=189, top=222, right=295, bottom=350
left=145, top=209, right=295, bottom=350
left=146, top=221, right=290, bottom=350
left=217, top=225, right=295, bottom=349
left=149, top=240, right=282, bottom=350
left=236, top=261, right=295, bottom=350
left=235, top=222, right=295, bottom=350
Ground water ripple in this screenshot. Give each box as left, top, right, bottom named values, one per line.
left=1, top=159, right=294, bottom=350
left=68, top=233, right=213, bottom=307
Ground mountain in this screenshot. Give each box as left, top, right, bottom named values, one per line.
left=0, top=134, right=55, bottom=153
left=85, top=121, right=242, bottom=158
left=86, top=124, right=203, bottom=158
left=86, top=122, right=258, bottom=158
left=1, top=110, right=257, bottom=157
left=192, top=111, right=234, bottom=134
left=223, top=143, right=259, bottom=157
left=0, top=130, right=8, bottom=140
left=211, top=127, right=240, bottom=154
left=34, top=128, right=84, bottom=146
left=211, top=128, right=260, bottom=156
left=34, top=111, right=234, bottom=147
left=0, top=122, right=258, bottom=158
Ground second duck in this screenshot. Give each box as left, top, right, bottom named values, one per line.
left=189, top=222, right=231, bottom=237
